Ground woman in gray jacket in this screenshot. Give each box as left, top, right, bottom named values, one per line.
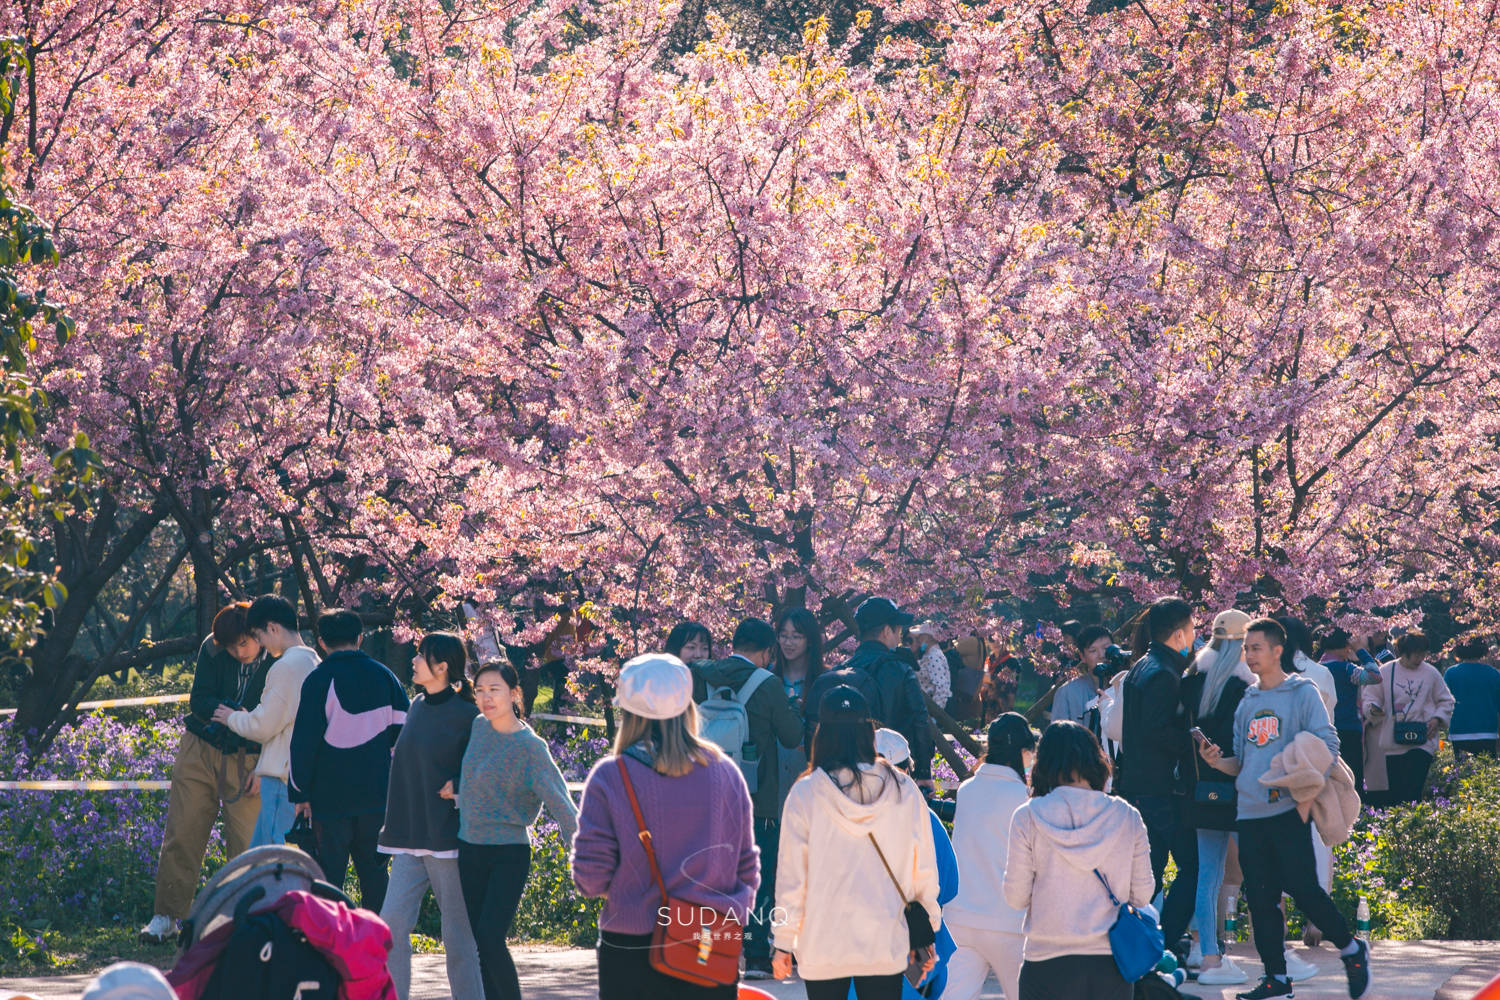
left=1003, top=721, right=1153, bottom=1000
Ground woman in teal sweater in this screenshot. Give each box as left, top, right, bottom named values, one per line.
left=444, top=660, right=578, bottom=1000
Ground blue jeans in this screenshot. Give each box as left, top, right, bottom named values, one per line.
left=250, top=776, right=296, bottom=848
left=1195, top=829, right=1234, bottom=956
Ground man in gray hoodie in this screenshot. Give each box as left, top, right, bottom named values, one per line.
left=1200, top=618, right=1371, bottom=1000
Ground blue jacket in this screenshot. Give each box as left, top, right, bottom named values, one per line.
left=1445, top=661, right=1500, bottom=739
left=289, top=649, right=409, bottom=817
left=1326, top=655, right=1382, bottom=731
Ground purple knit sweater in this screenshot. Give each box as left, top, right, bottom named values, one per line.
left=571, top=753, right=759, bottom=934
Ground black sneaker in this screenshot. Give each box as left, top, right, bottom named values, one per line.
left=1236, top=977, right=1295, bottom=1000
left=1341, top=939, right=1371, bottom=999
left=742, top=959, right=773, bottom=981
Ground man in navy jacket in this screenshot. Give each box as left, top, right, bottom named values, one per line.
left=290, top=608, right=408, bottom=912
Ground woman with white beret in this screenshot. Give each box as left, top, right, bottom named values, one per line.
left=571, top=652, right=758, bottom=1000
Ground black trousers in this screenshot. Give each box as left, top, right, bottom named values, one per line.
left=313, top=810, right=388, bottom=913
left=596, top=931, right=737, bottom=1000
left=1337, top=729, right=1365, bottom=800
left=1130, top=793, right=1198, bottom=945
left=1018, top=954, right=1130, bottom=1000
left=804, top=974, right=904, bottom=1000
left=1454, top=738, right=1498, bottom=761
left=1238, top=809, right=1353, bottom=977
left=745, top=817, right=780, bottom=963
left=1385, top=749, right=1434, bottom=805
left=459, top=842, right=531, bottom=1000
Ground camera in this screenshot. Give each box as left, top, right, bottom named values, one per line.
left=202, top=699, right=243, bottom=744
left=1093, top=644, right=1132, bottom=683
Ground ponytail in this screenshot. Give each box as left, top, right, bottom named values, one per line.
left=986, top=738, right=1028, bottom=776
left=418, top=632, right=474, bottom=702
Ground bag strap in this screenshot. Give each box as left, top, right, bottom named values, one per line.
left=736, top=667, right=776, bottom=707
left=1093, top=868, right=1123, bottom=908
left=1389, top=666, right=1409, bottom=722
left=615, top=756, right=670, bottom=906
left=867, top=833, right=910, bottom=906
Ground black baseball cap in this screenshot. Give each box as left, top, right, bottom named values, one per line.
left=855, top=597, right=914, bottom=633
left=819, top=684, right=871, bottom=723
left=987, top=712, right=1039, bottom=751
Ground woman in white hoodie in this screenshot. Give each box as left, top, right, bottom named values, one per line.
left=773, top=685, right=941, bottom=1000
left=1003, top=721, right=1153, bottom=1000
left=943, top=712, right=1037, bottom=1000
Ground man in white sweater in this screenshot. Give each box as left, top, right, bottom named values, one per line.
left=213, top=594, right=320, bottom=848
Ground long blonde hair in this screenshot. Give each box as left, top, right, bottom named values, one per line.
left=613, top=702, right=724, bottom=777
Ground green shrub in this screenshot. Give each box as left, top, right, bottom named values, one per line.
left=1332, top=749, right=1500, bottom=939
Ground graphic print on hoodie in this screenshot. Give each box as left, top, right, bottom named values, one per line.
left=1230, top=672, right=1339, bottom=822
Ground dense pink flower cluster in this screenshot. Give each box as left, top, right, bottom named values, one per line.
left=3, top=0, right=1497, bottom=660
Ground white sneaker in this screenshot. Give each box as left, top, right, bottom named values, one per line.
left=1198, top=957, right=1251, bottom=985
left=1188, top=940, right=1203, bottom=970
left=1285, top=948, right=1320, bottom=981
left=138, top=914, right=177, bottom=944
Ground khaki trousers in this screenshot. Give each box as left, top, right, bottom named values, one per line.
left=152, top=731, right=260, bottom=918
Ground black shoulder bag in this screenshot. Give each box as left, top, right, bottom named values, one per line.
left=1192, top=698, right=1237, bottom=806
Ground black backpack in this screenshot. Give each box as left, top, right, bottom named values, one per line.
left=200, top=906, right=341, bottom=1000
left=807, top=665, right=885, bottom=729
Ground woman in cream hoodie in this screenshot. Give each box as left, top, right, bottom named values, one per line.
left=773, top=685, right=941, bottom=999
left=1003, top=721, right=1153, bottom=1000
left=1361, top=631, right=1455, bottom=805
left=943, top=712, right=1037, bottom=1000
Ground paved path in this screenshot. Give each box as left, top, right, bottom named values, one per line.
left=4, top=941, right=1495, bottom=999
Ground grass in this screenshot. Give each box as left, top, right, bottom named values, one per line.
left=3, top=925, right=175, bottom=977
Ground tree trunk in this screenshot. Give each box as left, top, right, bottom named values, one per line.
left=185, top=485, right=220, bottom=638
left=9, top=492, right=171, bottom=743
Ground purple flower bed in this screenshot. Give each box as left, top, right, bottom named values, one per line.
left=0, top=710, right=213, bottom=931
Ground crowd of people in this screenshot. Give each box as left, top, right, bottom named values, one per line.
left=133, top=590, right=1500, bottom=1000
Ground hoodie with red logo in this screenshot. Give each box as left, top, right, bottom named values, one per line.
left=1230, top=673, right=1339, bottom=821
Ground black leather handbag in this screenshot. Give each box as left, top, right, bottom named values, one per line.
left=1192, top=706, right=1236, bottom=806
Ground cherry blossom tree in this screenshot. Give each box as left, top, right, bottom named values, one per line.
left=3, top=0, right=1498, bottom=738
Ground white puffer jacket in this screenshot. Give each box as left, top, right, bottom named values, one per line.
left=944, top=763, right=1030, bottom=933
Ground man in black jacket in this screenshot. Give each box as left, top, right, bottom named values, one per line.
left=805, top=597, right=934, bottom=792
left=289, top=609, right=409, bottom=913
left=1121, top=596, right=1199, bottom=954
